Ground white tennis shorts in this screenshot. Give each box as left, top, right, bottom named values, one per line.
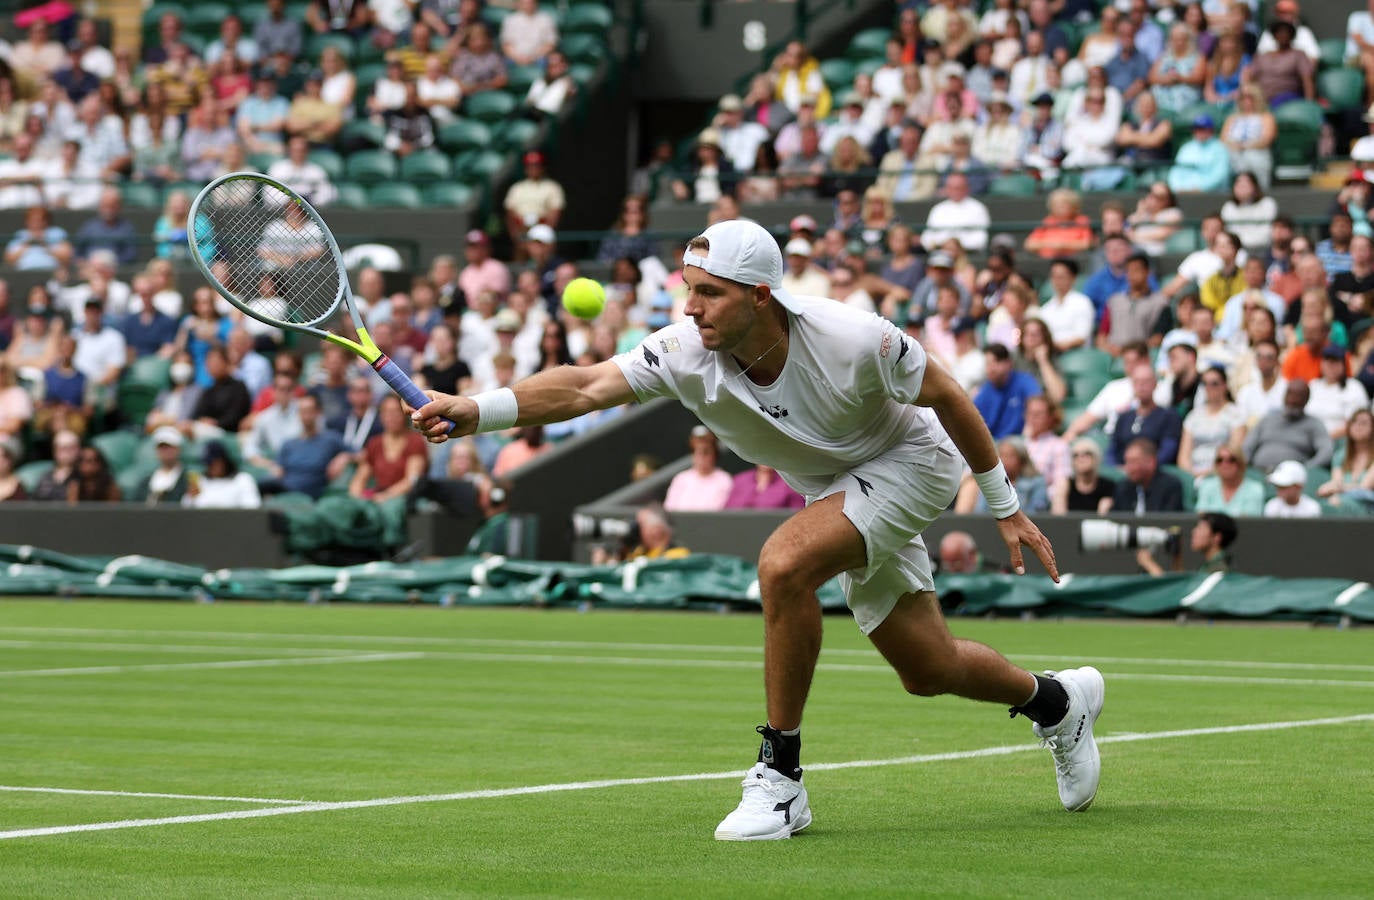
left=812, top=438, right=963, bottom=635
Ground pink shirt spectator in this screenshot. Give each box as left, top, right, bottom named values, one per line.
left=458, top=258, right=512, bottom=303
left=663, top=467, right=734, bottom=511
left=725, top=467, right=806, bottom=510
left=1025, top=429, right=1070, bottom=494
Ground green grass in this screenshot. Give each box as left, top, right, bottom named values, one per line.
left=0, top=600, right=1371, bottom=898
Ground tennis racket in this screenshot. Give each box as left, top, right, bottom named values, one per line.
left=186, top=171, right=453, bottom=432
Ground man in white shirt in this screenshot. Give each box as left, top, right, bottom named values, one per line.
left=1035, top=258, right=1097, bottom=351
left=72, top=298, right=126, bottom=410
left=922, top=172, right=990, bottom=252
left=0, top=133, right=50, bottom=209
left=267, top=135, right=337, bottom=207
left=1218, top=257, right=1286, bottom=344
left=779, top=238, right=831, bottom=297
left=1162, top=214, right=1245, bottom=300
left=819, top=92, right=875, bottom=155
left=714, top=94, right=770, bottom=173
left=1235, top=339, right=1287, bottom=427
left=500, top=0, right=559, bottom=66
left=1009, top=30, right=1052, bottom=109
left=1256, top=0, right=1321, bottom=62
left=1064, top=341, right=1168, bottom=439
left=1263, top=460, right=1321, bottom=518
left=412, top=218, right=1100, bottom=842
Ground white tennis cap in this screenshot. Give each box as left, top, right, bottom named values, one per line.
left=152, top=426, right=184, bottom=447
left=683, top=219, right=803, bottom=314
left=1267, top=460, right=1307, bottom=488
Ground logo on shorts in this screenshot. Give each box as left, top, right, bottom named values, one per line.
left=642, top=344, right=660, bottom=368
left=759, top=404, right=789, bottom=419
left=853, top=474, right=874, bottom=497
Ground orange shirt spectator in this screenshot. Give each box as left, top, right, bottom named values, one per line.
left=492, top=425, right=552, bottom=477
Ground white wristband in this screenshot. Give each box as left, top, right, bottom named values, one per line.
left=472, top=388, right=519, bottom=433
left=973, top=461, right=1021, bottom=519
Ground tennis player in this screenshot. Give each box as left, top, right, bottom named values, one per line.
left=411, top=219, right=1104, bottom=840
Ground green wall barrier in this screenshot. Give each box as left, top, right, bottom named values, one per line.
left=0, top=545, right=1369, bottom=622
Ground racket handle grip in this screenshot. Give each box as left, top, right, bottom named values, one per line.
left=374, top=356, right=456, bottom=434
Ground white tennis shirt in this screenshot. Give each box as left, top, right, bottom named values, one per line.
left=613, top=294, right=957, bottom=497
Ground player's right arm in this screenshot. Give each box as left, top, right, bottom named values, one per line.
left=409, top=360, right=637, bottom=443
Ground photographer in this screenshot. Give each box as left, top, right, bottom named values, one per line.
left=590, top=504, right=691, bottom=565
left=1135, top=512, right=1238, bottom=576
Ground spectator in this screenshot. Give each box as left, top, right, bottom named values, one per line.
left=774, top=41, right=831, bottom=118
left=190, top=345, right=252, bottom=437
left=922, top=172, right=989, bottom=253
left=1246, top=21, right=1313, bottom=106
left=1052, top=438, right=1116, bottom=514
left=254, top=0, right=303, bottom=60
left=184, top=440, right=261, bottom=509
left=1025, top=189, right=1094, bottom=260
left=954, top=436, right=1049, bottom=514
left=1099, top=253, right=1169, bottom=355
left=66, top=95, right=130, bottom=181
left=120, top=277, right=178, bottom=359
left=596, top=195, right=657, bottom=264
left=144, top=349, right=202, bottom=434
left=287, top=71, right=344, bottom=145
left=0, top=78, right=27, bottom=156
left=974, top=342, right=1043, bottom=440
left=1316, top=213, right=1355, bottom=281
left=417, top=324, right=472, bottom=396
left=382, top=82, right=436, bottom=157
left=1281, top=312, right=1332, bottom=383
left=725, top=464, right=805, bottom=510
left=147, top=41, right=209, bottom=118
left=458, top=230, right=512, bottom=301
left=712, top=93, right=770, bottom=174
left=0, top=442, right=27, bottom=503
left=1016, top=318, right=1069, bottom=405
left=7, top=290, right=61, bottom=376
left=366, top=58, right=409, bottom=121
left=971, top=91, right=1022, bottom=171
left=663, top=426, right=733, bottom=512
left=1109, top=364, right=1182, bottom=465
left=336, top=376, right=383, bottom=453
left=1167, top=114, right=1231, bottom=193
left=45, top=138, right=102, bottom=212
left=414, top=53, right=461, bottom=125
left=780, top=239, right=831, bottom=298
left=1149, top=23, right=1206, bottom=114
left=1307, top=346, right=1370, bottom=439
left=130, top=107, right=181, bottom=186
left=1193, top=445, right=1264, bottom=516
left=351, top=395, right=429, bottom=499
left=1023, top=395, right=1070, bottom=497
left=260, top=392, right=348, bottom=499
left=71, top=298, right=125, bottom=411
left=265, top=135, right=336, bottom=207
left=908, top=250, right=971, bottom=319
left=453, top=23, right=508, bottom=96
left=1235, top=338, right=1287, bottom=427
left=5, top=205, right=73, bottom=272
left=305, top=0, right=372, bottom=35
left=1115, top=91, right=1173, bottom=175
left=0, top=133, right=49, bottom=210
left=1219, top=173, right=1277, bottom=257
left=30, top=429, right=81, bottom=500
left=504, top=150, right=565, bottom=240
left=1018, top=92, right=1064, bottom=180
left=1242, top=379, right=1333, bottom=471
left=72, top=188, right=138, bottom=265
left=137, top=426, right=191, bottom=505
left=1035, top=258, right=1096, bottom=352
left=1262, top=459, right=1321, bottom=518
left=1219, top=258, right=1286, bottom=346
left=181, top=101, right=236, bottom=182
left=501, top=0, right=559, bottom=67
left=1318, top=409, right=1374, bottom=508
left=1125, top=182, right=1183, bottom=258
left=237, top=72, right=291, bottom=154
left=822, top=136, right=873, bottom=199
left=1061, top=87, right=1121, bottom=183
left=67, top=445, right=121, bottom=503
left=11, top=20, right=68, bottom=78
left=1110, top=436, right=1185, bottom=513
left=1105, top=17, right=1151, bottom=104
left=1204, top=29, right=1250, bottom=108
left=1137, top=511, right=1239, bottom=575
left=1178, top=366, right=1246, bottom=479
left=208, top=53, right=253, bottom=116
left=491, top=423, right=551, bottom=478
left=1162, top=214, right=1240, bottom=301
left=241, top=368, right=304, bottom=472
left=1199, top=230, right=1246, bottom=321
left=525, top=49, right=575, bottom=118
left=1257, top=0, right=1320, bottom=61
left=1332, top=235, right=1374, bottom=321
left=204, top=14, right=259, bottom=66
left=0, top=357, right=32, bottom=445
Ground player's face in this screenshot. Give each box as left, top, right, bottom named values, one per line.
left=683, top=266, right=758, bottom=353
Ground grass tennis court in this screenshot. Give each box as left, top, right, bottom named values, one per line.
left=1, top=599, right=1370, bottom=897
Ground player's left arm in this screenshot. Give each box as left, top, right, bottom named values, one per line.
left=915, top=357, right=1059, bottom=580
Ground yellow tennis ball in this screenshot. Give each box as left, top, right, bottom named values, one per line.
left=561, top=278, right=606, bottom=319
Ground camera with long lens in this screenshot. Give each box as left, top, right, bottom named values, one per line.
left=1080, top=519, right=1181, bottom=555
left=571, top=514, right=642, bottom=554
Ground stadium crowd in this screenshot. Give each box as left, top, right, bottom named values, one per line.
left=1, top=0, right=1374, bottom=529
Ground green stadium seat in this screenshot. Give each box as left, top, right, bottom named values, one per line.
left=506, top=63, right=544, bottom=94
left=353, top=62, right=387, bottom=99
left=1318, top=37, right=1348, bottom=70
left=460, top=150, right=508, bottom=181
left=854, top=56, right=885, bottom=78
left=366, top=182, right=424, bottom=208
left=1057, top=348, right=1115, bottom=380
left=124, top=355, right=172, bottom=391
left=1273, top=100, right=1324, bottom=180
left=117, top=463, right=154, bottom=502
left=354, top=41, right=387, bottom=68
left=166, top=181, right=205, bottom=201
left=236, top=2, right=268, bottom=27
left=561, top=3, right=614, bottom=34
left=142, top=1, right=186, bottom=31
left=1160, top=465, right=1196, bottom=509
left=987, top=173, right=1038, bottom=197
left=568, top=62, right=598, bottom=87
left=463, top=91, right=518, bottom=123
left=819, top=58, right=856, bottom=92
left=1164, top=230, right=1200, bottom=254
left=494, top=118, right=542, bottom=152
left=847, top=27, right=891, bottom=60
left=423, top=183, right=476, bottom=208
left=185, top=1, right=233, bottom=37
left=334, top=182, right=369, bottom=207
left=1317, top=69, right=1366, bottom=114
left=344, top=149, right=398, bottom=184
left=340, top=118, right=387, bottom=149
left=120, top=182, right=162, bottom=208
left=303, top=32, right=356, bottom=63
left=247, top=151, right=277, bottom=172
left=308, top=148, right=345, bottom=181
left=438, top=118, right=492, bottom=153
left=16, top=460, right=52, bottom=494
left=560, top=33, right=606, bottom=65
left=91, top=431, right=140, bottom=473
left=399, top=150, right=452, bottom=181
left=1305, top=466, right=1330, bottom=498
left=481, top=5, right=511, bottom=28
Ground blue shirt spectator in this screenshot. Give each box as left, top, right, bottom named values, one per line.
left=974, top=344, right=1044, bottom=439
left=1167, top=118, right=1232, bottom=193
left=4, top=207, right=71, bottom=271
left=1083, top=235, right=1160, bottom=319
left=122, top=308, right=179, bottom=358
left=45, top=364, right=86, bottom=407
left=236, top=79, right=292, bottom=153
left=1105, top=45, right=1151, bottom=98
left=1109, top=405, right=1183, bottom=466
left=272, top=396, right=346, bottom=498
left=73, top=189, right=140, bottom=264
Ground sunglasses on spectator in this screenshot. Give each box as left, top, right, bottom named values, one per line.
left=1215, top=455, right=1238, bottom=465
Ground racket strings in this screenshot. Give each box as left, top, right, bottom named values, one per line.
left=193, top=178, right=343, bottom=327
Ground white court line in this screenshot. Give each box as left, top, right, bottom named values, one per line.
left=5, top=626, right=1374, bottom=675
left=0, top=639, right=359, bottom=657
left=0, top=651, right=425, bottom=678
left=0, top=785, right=309, bottom=805
left=2, top=712, right=1370, bottom=842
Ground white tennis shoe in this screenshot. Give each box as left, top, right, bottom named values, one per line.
left=1033, top=666, right=1105, bottom=812
left=713, top=763, right=812, bottom=841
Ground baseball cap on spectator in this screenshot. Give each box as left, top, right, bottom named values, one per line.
left=939, top=62, right=966, bottom=83
left=152, top=426, right=184, bottom=448
left=718, top=94, right=743, bottom=112
left=202, top=440, right=230, bottom=467
left=789, top=214, right=818, bottom=234
left=526, top=224, right=556, bottom=244
left=697, top=128, right=722, bottom=148
left=1320, top=344, right=1346, bottom=360
left=927, top=251, right=954, bottom=268
left=650, top=292, right=673, bottom=310
left=950, top=316, right=976, bottom=335
left=784, top=238, right=812, bottom=257
left=683, top=219, right=804, bottom=314
left=465, top=229, right=490, bottom=246
left=492, top=309, right=522, bottom=332
left=840, top=91, right=862, bottom=108
left=1191, top=114, right=1215, bottom=131
left=987, top=91, right=1012, bottom=111
left=990, top=233, right=1018, bottom=252
left=1267, top=460, right=1307, bottom=488
left=690, top=425, right=716, bottom=442
left=990, top=68, right=1009, bottom=81
left=1031, top=92, right=1054, bottom=107
left=523, top=150, right=546, bottom=166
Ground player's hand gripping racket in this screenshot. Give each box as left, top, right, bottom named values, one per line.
left=186, top=172, right=453, bottom=432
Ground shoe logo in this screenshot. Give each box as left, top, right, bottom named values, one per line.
left=773, top=796, right=796, bottom=824
left=761, top=738, right=775, bottom=764
left=1073, top=715, right=1085, bottom=744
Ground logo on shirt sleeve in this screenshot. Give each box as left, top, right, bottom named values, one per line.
left=642, top=344, right=660, bottom=368
left=660, top=337, right=681, bottom=353
left=895, top=338, right=910, bottom=367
